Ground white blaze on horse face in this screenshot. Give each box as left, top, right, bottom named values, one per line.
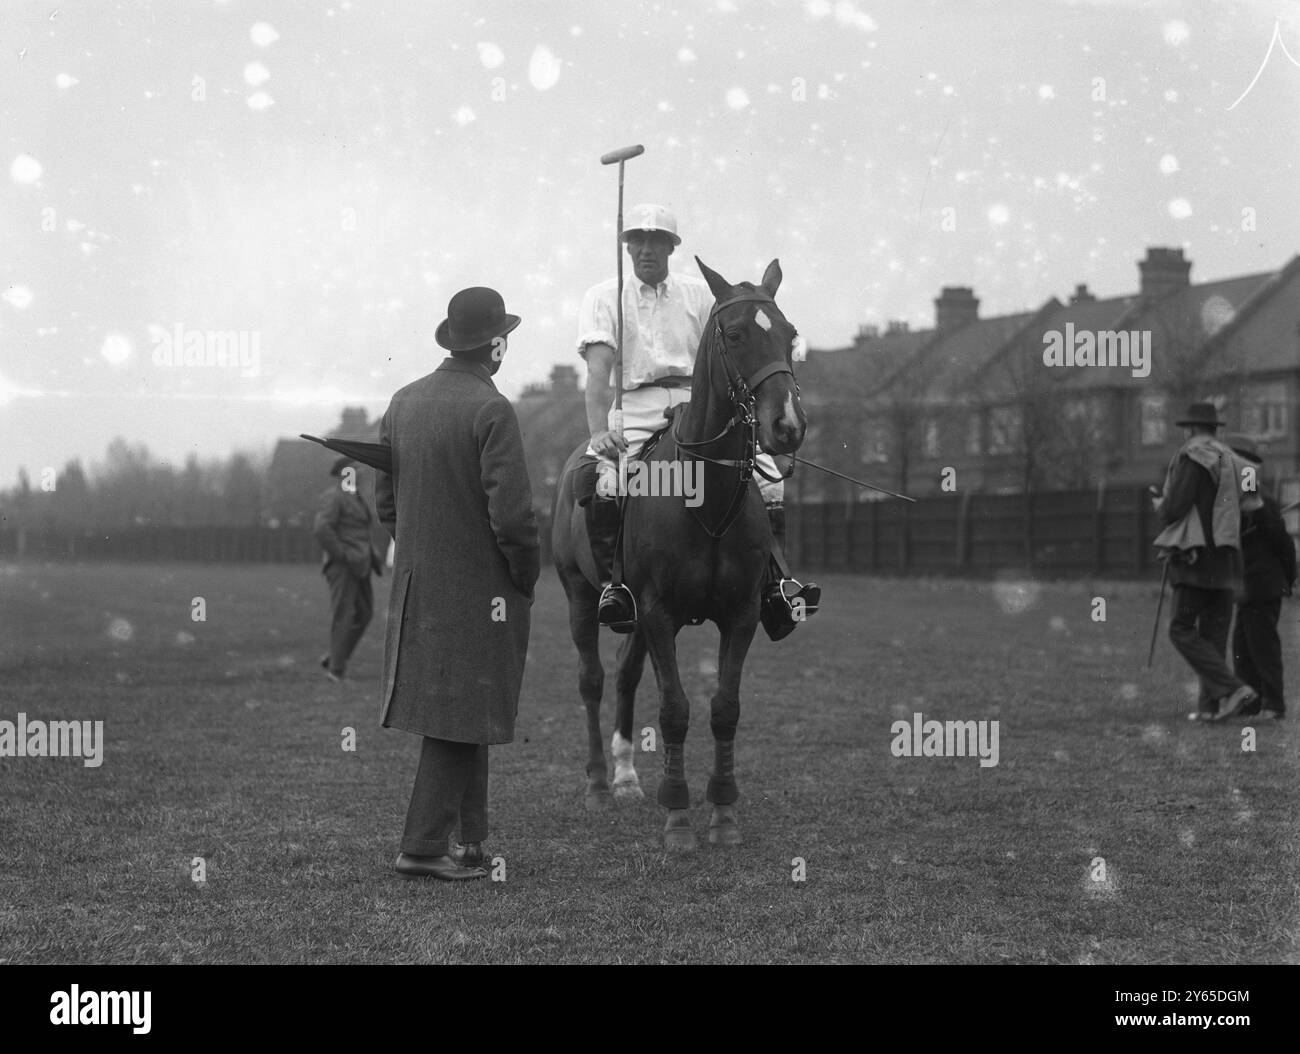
left=782, top=389, right=799, bottom=429
left=753, top=308, right=772, bottom=332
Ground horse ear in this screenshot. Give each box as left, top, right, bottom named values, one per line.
left=760, top=259, right=782, bottom=298
left=695, top=256, right=732, bottom=301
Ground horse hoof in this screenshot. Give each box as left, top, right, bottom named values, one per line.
left=613, top=780, right=644, bottom=801
left=585, top=788, right=612, bottom=811
left=708, top=806, right=741, bottom=845
left=663, top=810, right=696, bottom=851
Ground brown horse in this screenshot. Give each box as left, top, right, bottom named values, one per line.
left=552, top=257, right=807, bottom=849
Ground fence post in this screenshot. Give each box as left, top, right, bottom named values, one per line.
left=1133, top=486, right=1147, bottom=576
left=1024, top=491, right=1035, bottom=571
left=956, top=490, right=971, bottom=570
left=899, top=501, right=910, bottom=571
left=1093, top=480, right=1105, bottom=575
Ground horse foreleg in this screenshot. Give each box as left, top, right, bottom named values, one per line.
left=707, top=617, right=757, bottom=845
left=568, top=585, right=609, bottom=810
left=611, top=629, right=647, bottom=800
left=640, top=600, right=695, bottom=849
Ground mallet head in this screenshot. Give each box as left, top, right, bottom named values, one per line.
left=601, top=144, right=645, bottom=165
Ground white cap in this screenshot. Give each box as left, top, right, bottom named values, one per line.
left=621, top=203, right=681, bottom=246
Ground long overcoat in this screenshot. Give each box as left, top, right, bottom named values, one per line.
left=375, top=358, right=539, bottom=743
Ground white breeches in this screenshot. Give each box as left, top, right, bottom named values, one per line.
left=585, top=387, right=784, bottom=504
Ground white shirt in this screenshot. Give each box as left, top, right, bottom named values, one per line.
left=576, top=271, right=714, bottom=390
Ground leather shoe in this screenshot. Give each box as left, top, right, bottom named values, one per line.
left=1212, top=684, right=1259, bottom=723
left=598, top=583, right=637, bottom=633
left=393, top=852, right=487, bottom=881
left=761, top=578, right=821, bottom=641
left=452, top=842, right=486, bottom=867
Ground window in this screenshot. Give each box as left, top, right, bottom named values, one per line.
left=966, top=413, right=982, bottom=455
left=923, top=418, right=941, bottom=459
left=988, top=406, right=1021, bottom=454
left=1139, top=394, right=1166, bottom=446
left=862, top=422, right=889, bottom=464
left=1064, top=397, right=1107, bottom=444
left=1241, top=381, right=1288, bottom=439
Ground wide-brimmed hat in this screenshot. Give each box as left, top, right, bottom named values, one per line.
left=435, top=287, right=521, bottom=352
left=1175, top=402, right=1226, bottom=428
left=621, top=203, right=681, bottom=246
left=1224, top=432, right=1263, bottom=464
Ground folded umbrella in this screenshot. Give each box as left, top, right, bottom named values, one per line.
left=300, top=434, right=393, bottom=474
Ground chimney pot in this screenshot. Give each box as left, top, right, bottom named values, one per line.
left=934, top=286, right=979, bottom=331
left=1138, top=246, right=1192, bottom=299
left=1070, top=283, right=1096, bottom=304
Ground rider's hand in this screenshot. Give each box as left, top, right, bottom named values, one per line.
left=591, top=429, right=627, bottom=458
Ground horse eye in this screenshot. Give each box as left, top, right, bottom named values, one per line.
left=725, top=329, right=743, bottom=342
left=791, top=334, right=808, bottom=362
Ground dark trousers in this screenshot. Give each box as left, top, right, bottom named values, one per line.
left=324, top=563, right=373, bottom=675
left=400, top=737, right=489, bottom=857
left=1169, top=585, right=1242, bottom=711
left=1233, top=599, right=1284, bottom=713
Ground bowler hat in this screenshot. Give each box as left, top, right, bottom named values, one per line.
left=1175, top=402, right=1226, bottom=429
left=1224, top=432, right=1263, bottom=464
left=435, top=287, right=521, bottom=352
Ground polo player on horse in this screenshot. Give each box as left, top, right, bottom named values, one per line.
left=573, top=202, right=821, bottom=639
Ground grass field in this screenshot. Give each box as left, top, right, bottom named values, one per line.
left=1, top=561, right=1298, bottom=964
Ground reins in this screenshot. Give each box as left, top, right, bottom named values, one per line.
left=669, top=292, right=798, bottom=538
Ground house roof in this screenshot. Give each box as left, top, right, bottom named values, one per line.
left=802, top=253, right=1298, bottom=405
left=799, top=329, right=934, bottom=405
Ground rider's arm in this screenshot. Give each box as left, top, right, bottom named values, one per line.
left=584, top=342, right=616, bottom=437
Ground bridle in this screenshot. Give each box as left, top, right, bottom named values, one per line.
left=670, top=291, right=801, bottom=538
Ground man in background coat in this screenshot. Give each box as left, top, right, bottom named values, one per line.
left=1155, top=402, right=1257, bottom=723
left=1226, top=435, right=1297, bottom=721
left=376, top=286, right=539, bottom=881
left=313, top=457, right=384, bottom=682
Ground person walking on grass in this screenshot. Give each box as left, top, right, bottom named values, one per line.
left=1225, top=434, right=1296, bottom=722
left=313, top=456, right=384, bottom=683
left=1153, top=402, right=1258, bottom=723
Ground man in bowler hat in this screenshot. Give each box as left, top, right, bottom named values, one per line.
left=376, top=287, right=539, bottom=881
left=1153, top=402, right=1258, bottom=722
left=314, top=457, right=384, bottom=682
left=1226, top=434, right=1296, bottom=721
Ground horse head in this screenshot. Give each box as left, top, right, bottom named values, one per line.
left=695, top=257, right=807, bottom=456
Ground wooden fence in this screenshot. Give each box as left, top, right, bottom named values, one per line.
left=2, top=487, right=1292, bottom=579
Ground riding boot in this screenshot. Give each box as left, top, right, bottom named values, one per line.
left=585, top=496, right=636, bottom=632
left=760, top=503, right=821, bottom=642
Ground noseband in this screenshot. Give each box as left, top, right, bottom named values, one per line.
left=671, top=291, right=800, bottom=538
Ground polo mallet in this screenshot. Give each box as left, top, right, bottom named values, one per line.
left=600, top=143, right=644, bottom=495
left=1147, top=559, right=1169, bottom=669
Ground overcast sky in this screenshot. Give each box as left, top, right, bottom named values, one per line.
left=1, top=0, right=1297, bottom=488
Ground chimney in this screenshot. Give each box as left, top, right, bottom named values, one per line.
left=1070, top=283, right=1096, bottom=305
left=934, top=286, right=979, bottom=331
left=335, top=406, right=369, bottom=436
left=550, top=364, right=578, bottom=391
left=856, top=323, right=880, bottom=341
left=1138, top=247, right=1191, bottom=299
left=885, top=319, right=910, bottom=335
